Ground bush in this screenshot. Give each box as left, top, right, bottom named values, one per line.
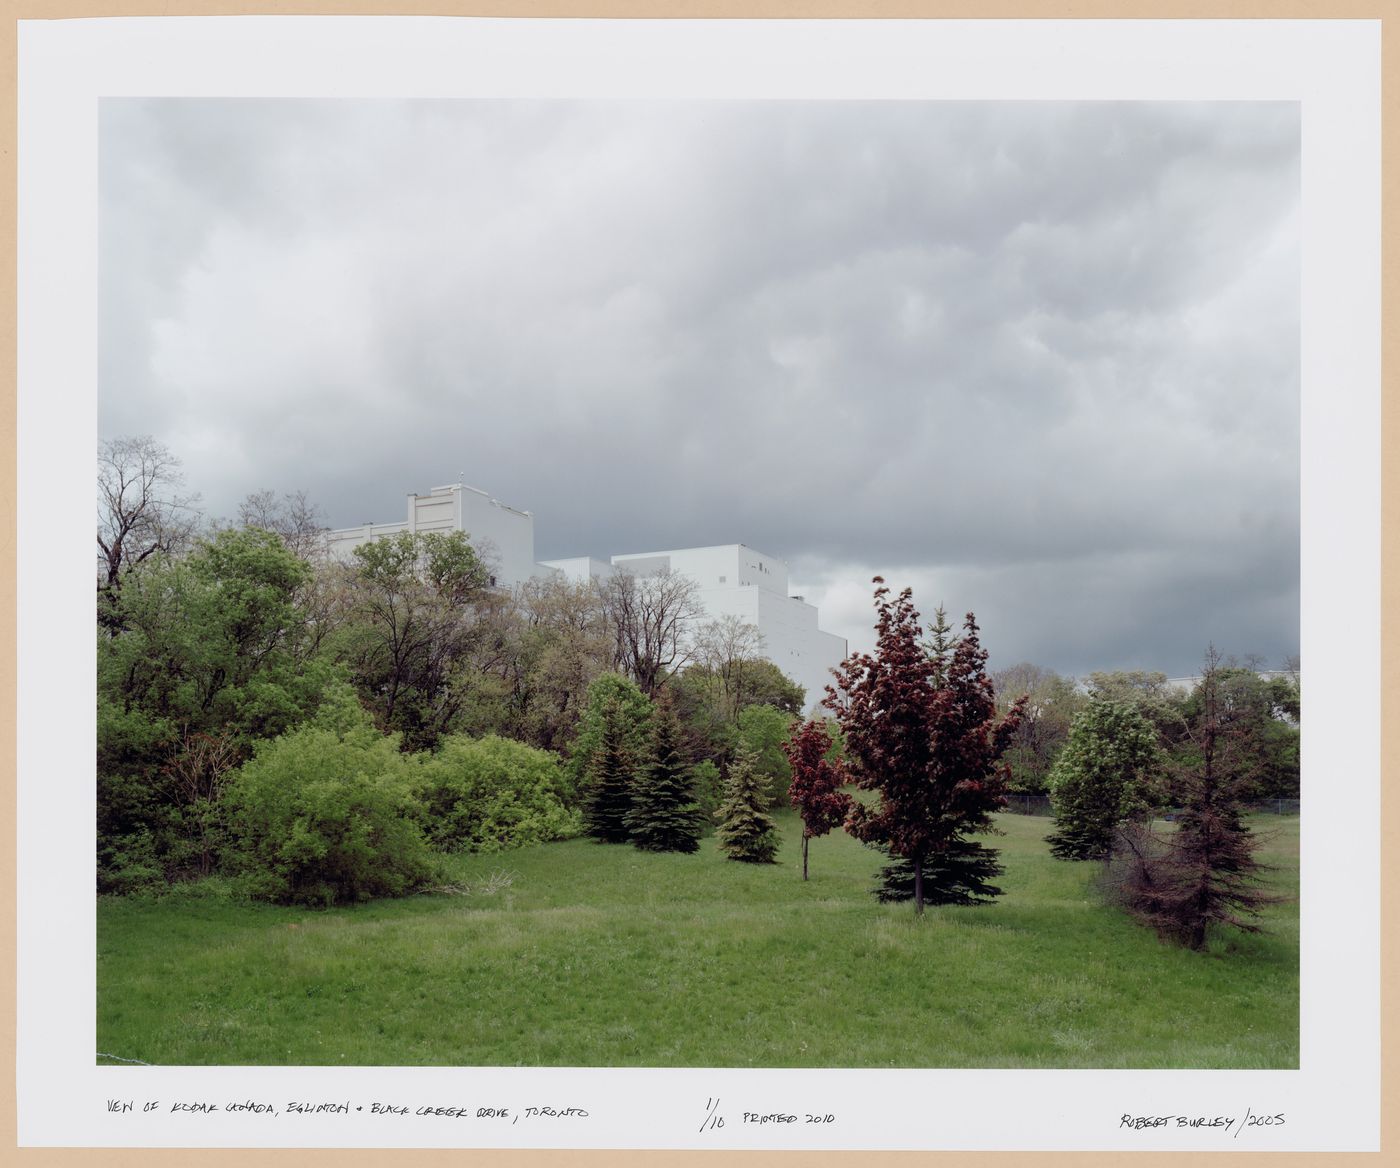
left=224, top=724, right=437, bottom=907
left=415, top=735, right=582, bottom=854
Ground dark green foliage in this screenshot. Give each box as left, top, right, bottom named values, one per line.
left=691, top=760, right=723, bottom=837
left=96, top=528, right=341, bottom=890
left=625, top=692, right=702, bottom=854
left=335, top=529, right=494, bottom=751
left=223, top=723, right=438, bottom=906
left=567, top=673, right=654, bottom=800
left=873, top=840, right=1004, bottom=906
left=583, top=697, right=639, bottom=844
left=714, top=744, right=779, bottom=863
left=415, top=735, right=582, bottom=854
left=1177, top=667, right=1300, bottom=801
left=1045, top=699, right=1162, bottom=861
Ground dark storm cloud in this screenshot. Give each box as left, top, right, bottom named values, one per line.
left=98, top=98, right=1299, bottom=676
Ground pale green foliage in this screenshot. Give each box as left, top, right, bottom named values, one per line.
left=566, top=672, right=654, bottom=798
left=1046, top=699, right=1163, bottom=861
left=224, top=723, right=437, bottom=906
left=733, top=704, right=797, bottom=806
left=715, top=742, right=780, bottom=863
left=416, top=735, right=582, bottom=853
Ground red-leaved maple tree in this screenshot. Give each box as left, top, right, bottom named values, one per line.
left=826, top=579, right=1025, bottom=913
left=783, top=719, right=853, bottom=880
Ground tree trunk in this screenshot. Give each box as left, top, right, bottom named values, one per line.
left=802, top=835, right=809, bottom=881
left=913, top=857, right=924, bottom=914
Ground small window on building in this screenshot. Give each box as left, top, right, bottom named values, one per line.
left=718, top=575, right=726, bottom=584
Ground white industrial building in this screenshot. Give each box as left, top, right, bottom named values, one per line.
left=541, top=545, right=848, bottom=711
left=324, top=483, right=539, bottom=589
left=328, top=484, right=848, bottom=710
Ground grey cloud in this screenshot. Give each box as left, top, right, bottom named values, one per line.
left=99, top=98, right=1299, bottom=678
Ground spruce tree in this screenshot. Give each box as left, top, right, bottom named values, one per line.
left=626, top=690, right=703, bottom=854
left=827, top=580, right=1025, bottom=913
left=872, top=840, right=1005, bottom=906
left=583, top=696, right=636, bottom=844
left=1114, top=649, right=1279, bottom=949
left=715, top=742, right=780, bottom=863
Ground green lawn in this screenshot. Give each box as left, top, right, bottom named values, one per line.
left=96, top=811, right=1299, bottom=1068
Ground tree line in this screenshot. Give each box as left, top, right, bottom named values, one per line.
left=98, top=436, right=1299, bottom=951
left=96, top=436, right=804, bottom=897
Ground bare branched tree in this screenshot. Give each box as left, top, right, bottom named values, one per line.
left=97, top=435, right=203, bottom=591
left=692, top=613, right=766, bottom=718
left=163, top=730, right=241, bottom=877
left=599, top=567, right=704, bottom=697
left=238, top=488, right=328, bottom=562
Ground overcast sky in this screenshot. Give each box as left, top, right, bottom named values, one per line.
left=98, top=98, right=1299, bottom=678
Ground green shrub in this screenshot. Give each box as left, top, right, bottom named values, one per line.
left=415, top=735, right=582, bottom=854
left=224, top=724, right=437, bottom=906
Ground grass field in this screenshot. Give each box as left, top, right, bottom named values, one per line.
left=96, top=811, right=1299, bottom=1069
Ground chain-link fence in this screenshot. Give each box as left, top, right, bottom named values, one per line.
left=1003, top=794, right=1053, bottom=817
left=1001, top=795, right=1299, bottom=817
left=1245, top=798, right=1300, bottom=816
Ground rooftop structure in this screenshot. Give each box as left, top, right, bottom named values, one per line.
left=325, top=483, right=539, bottom=589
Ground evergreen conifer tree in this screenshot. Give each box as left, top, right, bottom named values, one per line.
left=872, top=842, right=1005, bottom=905
left=583, top=696, right=636, bottom=843
left=626, top=690, right=703, bottom=853
left=715, top=742, right=780, bottom=863
left=1113, top=649, right=1279, bottom=949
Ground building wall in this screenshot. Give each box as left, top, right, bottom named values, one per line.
left=538, top=556, right=614, bottom=582
left=325, top=483, right=539, bottom=589
left=328, top=490, right=846, bottom=712
left=609, top=544, right=844, bottom=712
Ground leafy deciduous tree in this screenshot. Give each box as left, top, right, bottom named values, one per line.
left=566, top=672, right=654, bottom=801
left=334, top=530, right=493, bottom=750
left=224, top=720, right=437, bottom=906
left=1045, top=699, right=1162, bottom=861
left=827, top=580, right=1024, bottom=913
left=992, top=662, right=1085, bottom=795
left=784, top=718, right=852, bottom=880
left=732, top=703, right=797, bottom=807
